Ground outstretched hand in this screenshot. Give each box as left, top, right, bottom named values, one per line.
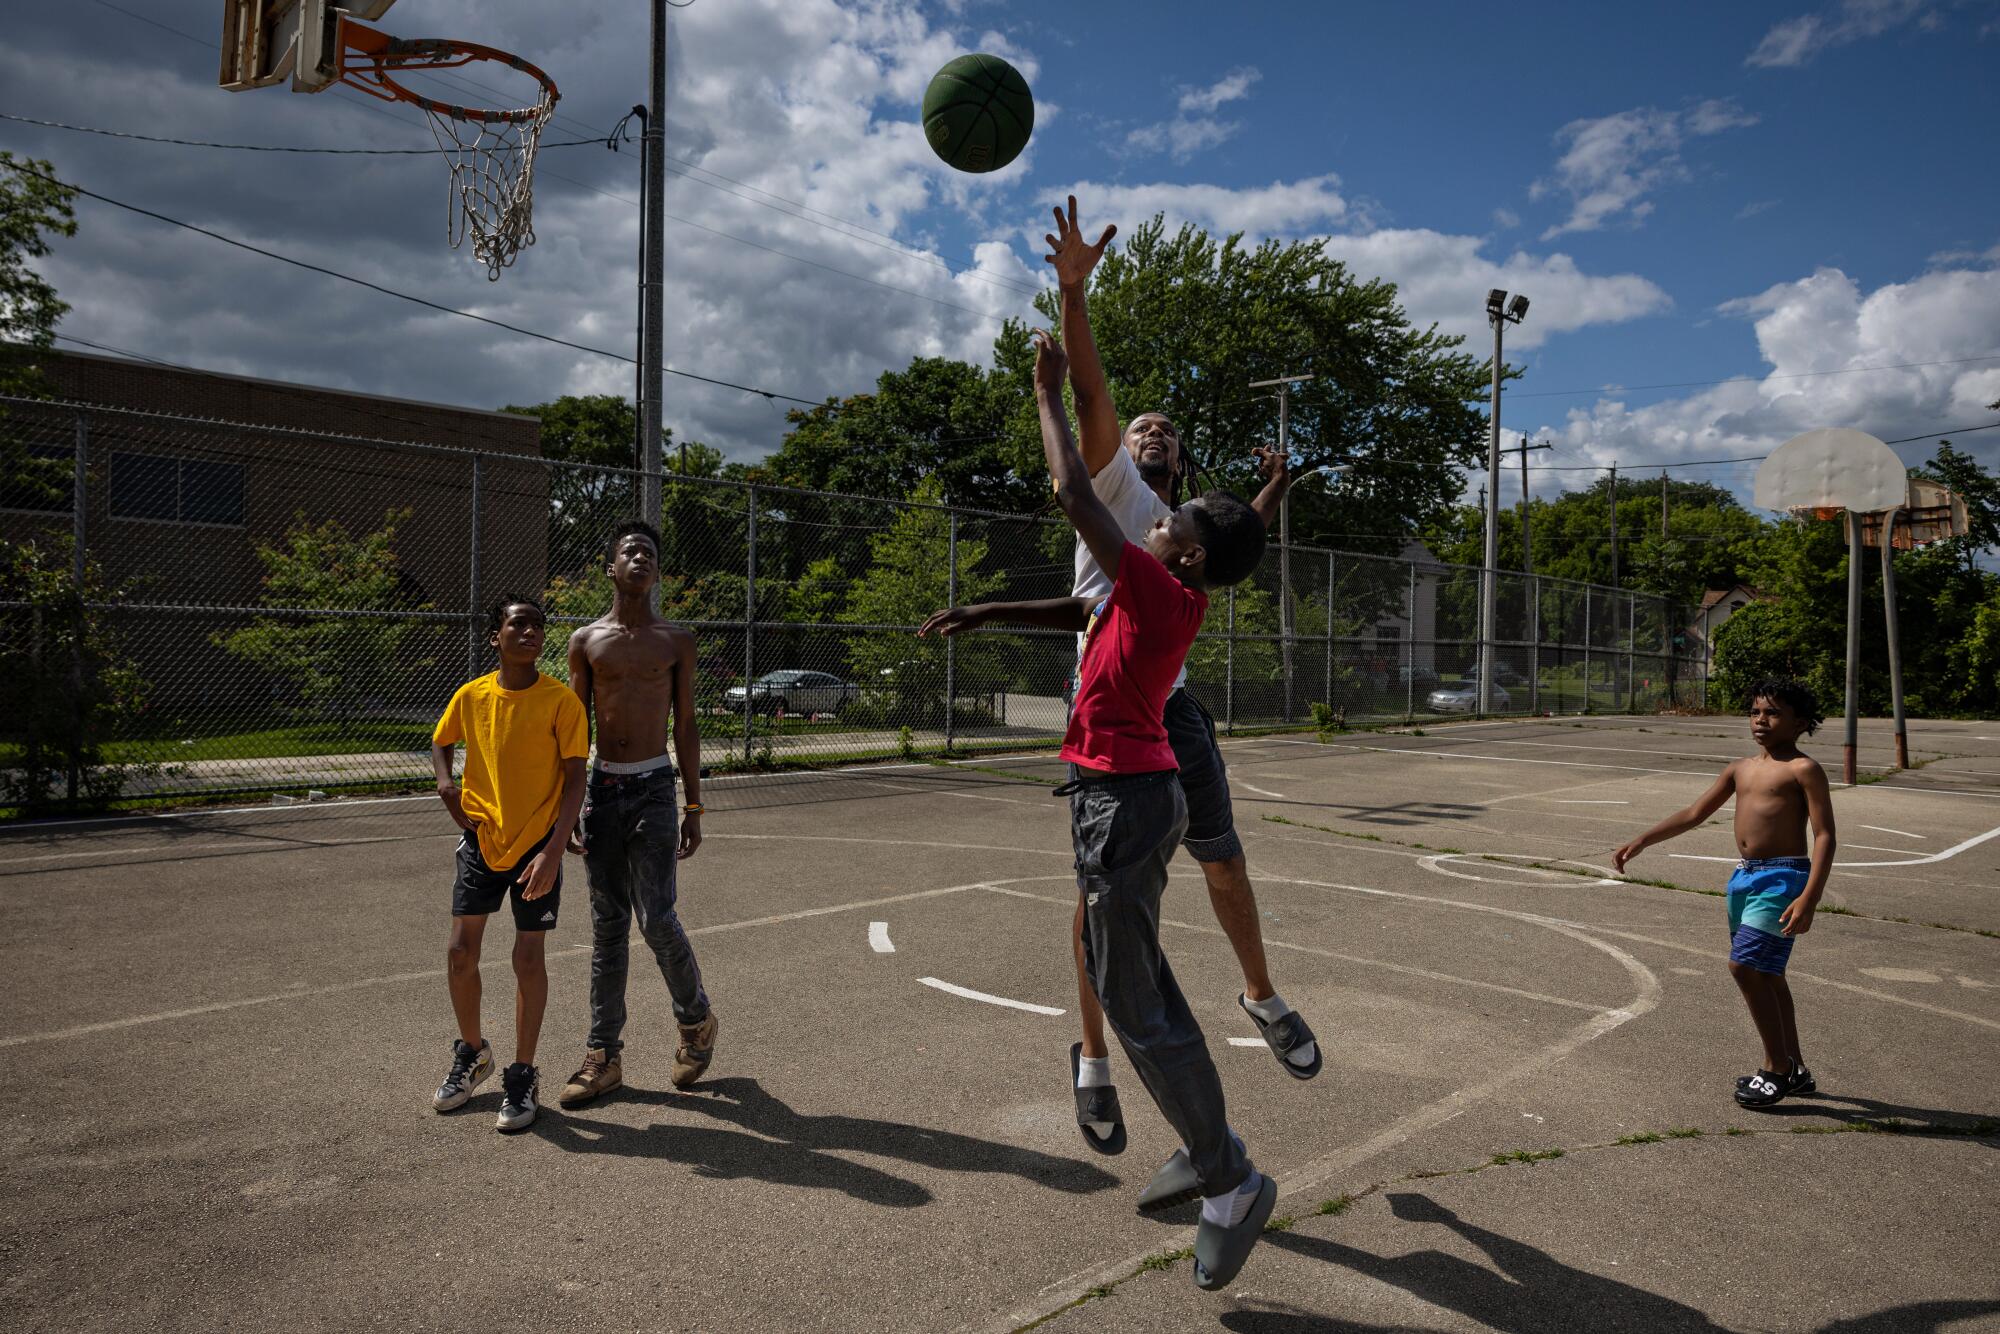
left=1252, top=444, right=1289, bottom=487
left=1611, top=840, right=1641, bottom=873
left=1031, top=327, right=1067, bottom=395
left=919, top=606, right=987, bottom=638
left=1044, top=194, right=1116, bottom=287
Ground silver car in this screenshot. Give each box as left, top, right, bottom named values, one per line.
left=1426, top=681, right=1510, bottom=713
left=723, top=670, right=858, bottom=715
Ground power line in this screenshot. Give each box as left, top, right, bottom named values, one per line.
left=1504, top=355, right=2000, bottom=401
left=2, top=159, right=824, bottom=407
left=0, top=111, right=608, bottom=154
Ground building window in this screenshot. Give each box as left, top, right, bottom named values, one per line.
left=0, top=443, right=74, bottom=513
left=110, top=452, right=245, bottom=526
left=1376, top=624, right=1402, bottom=643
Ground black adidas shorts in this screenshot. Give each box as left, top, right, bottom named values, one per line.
left=451, top=826, right=561, bottom=932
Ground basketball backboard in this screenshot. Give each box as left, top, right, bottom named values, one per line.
left=1753, top=428, right=1906, bottom=515
left=220, top=0, right=397, bottom=93
left=1852, top=477, right=1971, bottom=549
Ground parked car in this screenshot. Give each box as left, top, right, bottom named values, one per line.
left=1458, top=661, right=1528, bottom=687
left=723, top=670, right=858, bottom=715
left=1427, top=681, right=1511, bottom=713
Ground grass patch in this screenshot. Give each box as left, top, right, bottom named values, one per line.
left=1665, top=1127, right=1705, bottom=1139
left=1489, top=1148, right=1565, bottom=1166
left=1723, top=1126, right=1748, bottom=1136
left=1137, top=1247, right=1192, bottom=1273
left=1265, top=1215, right=1297, bottom=1233
left=1819, top=904, right=1859, bottom=917
left=1317, top=1194, right=1355, bottom=1217
left=1614, top=1132, right=1664, bottom=1146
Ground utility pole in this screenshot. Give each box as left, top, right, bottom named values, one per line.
left=1661, top=471, right=1670, bottom=538
left=1249, top=373, right=1312, bottom=724
left=1480, top=290, right=1529, bottom=714
left=1500, top=437, right=1553, bottom=575
left=638, top=0, right=668, bottom=527
left=1608, top=464, right=1620, bottom=588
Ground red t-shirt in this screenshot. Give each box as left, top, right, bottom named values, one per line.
left=1060, top=543, right=1209, bottom=773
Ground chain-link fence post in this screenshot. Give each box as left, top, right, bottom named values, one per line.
left=743, top=483, right=757, bottom=764
left=466, top=455, right=483, bottom=681
left=1626, top=593, right=1636, bottom=713
left=945, top=511, right=957, bottom=753
left=66, top=412, right=89, bottom=803
left=1583, top=594, right=1592, bottom=713
left=1525, top=575, right=1538, bottom=716
left=1324, top=549, right=1334, bottom=718
left=1224, top=585, right=1236, bottom=736
left=1406, top=561, right=1416, bottom=720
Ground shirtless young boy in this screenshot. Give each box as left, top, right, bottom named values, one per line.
left=1613, top=679, right=1837, bottom=1107
left=557, top=520, right=716, bottom=1106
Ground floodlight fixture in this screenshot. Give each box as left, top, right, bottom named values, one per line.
left=1507, top=293, right=1530, bottom=322
left=1486, top=288, right=1508, bottom=318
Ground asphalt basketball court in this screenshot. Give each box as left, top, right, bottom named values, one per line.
left=3, top=713, right=1997, bottom=1332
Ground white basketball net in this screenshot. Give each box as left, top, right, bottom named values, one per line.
left=421, top=94, right=555, bottom=280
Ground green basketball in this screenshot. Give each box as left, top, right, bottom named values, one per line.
left=922, top=54, right=1034, bottom=174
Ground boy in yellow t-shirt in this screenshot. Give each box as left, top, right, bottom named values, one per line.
left=429, top=597, right=588, bottom=1133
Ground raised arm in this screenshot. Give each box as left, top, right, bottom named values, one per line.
left=919, top=596, right=1093, bottom=638
left=564, top=629, right=594, bottom=853
left=1034, top=329, right=1127, bottom=581
left=1249, top=444, right=1293, bottom=530
left=672, top=630, right=702, bottom=861
left=1045, top=196, right=1120, bottom=476
left=1613, top=762, right=1738, bottom=872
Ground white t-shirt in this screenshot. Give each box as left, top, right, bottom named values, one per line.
left=1072, top=447, right=1188, bottom=689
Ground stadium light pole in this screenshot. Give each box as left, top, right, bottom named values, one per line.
left=1250, top=374, right=1313, bottom=722
left=639, top=0, right=668, bottom=527
left=1480, top=290, right=1529, bottom=714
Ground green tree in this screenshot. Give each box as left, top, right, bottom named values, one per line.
left=1912, top=440, right=2000, bottom=568
left=220, top=509, right=431, bottom=715
left=1013, top=216, right=1492, bottom=551
left=1, top=153, right=80, bottom=512
left=0, top=536, right=152, bottom=811
left=840, top=477, right=1006, bottom=723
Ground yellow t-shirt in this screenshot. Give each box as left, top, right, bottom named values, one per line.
left=432, top=672, right=589, bottom=870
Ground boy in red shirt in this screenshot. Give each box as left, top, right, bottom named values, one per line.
left=926, top=330, right=1274, bottom=1289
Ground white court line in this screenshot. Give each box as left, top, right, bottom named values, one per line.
left=975, top=876, right=1662, bottom=1334
left=1226, top=1037, right=1264, bottom=1047
left=1236, top=781, right=1290, bottom=800
left=5, top=834, right=414, bottom=864
left=1860, top=824, right=1926, bottom=840
left=1845, top=843, right=1926, bottom=854
left=0, top=877, right=992, bottom=1049
left=1553, top=800, right=1630, bottom=805
left=868, top=921, right=895, bottom=953
left=1270, top=737, right=1714, bottom=780
left=916, top=977, right=1063, bottom=1016
left=1671, top=820, right=2000, bottom=868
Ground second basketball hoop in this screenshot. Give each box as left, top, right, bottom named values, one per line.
left=219, top=1, right=559, bottom=279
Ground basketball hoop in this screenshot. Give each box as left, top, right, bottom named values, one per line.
left=338, top=21, right=559, bottom=279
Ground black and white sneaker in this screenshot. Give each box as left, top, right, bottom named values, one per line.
left=1736, top=1065, right=1815, bottom=1097
left=1735, top=1069, right=1788, bottom=1108
left=496, top=1062, right=539, bottom=1133
left=433, top=1038, right=494, bottom=1112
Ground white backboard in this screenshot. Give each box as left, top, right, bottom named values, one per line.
left=1753, top=428, right=1906, bottom=514
left=220, top=0, right=397, bottom=93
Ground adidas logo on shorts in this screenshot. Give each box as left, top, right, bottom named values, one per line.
left=540, top=911, right=556, bottom=922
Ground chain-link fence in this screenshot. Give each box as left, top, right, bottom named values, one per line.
left=1, top=398, right=1709, bottom=813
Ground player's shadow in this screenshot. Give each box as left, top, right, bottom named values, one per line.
left=1267, top=1191, right=1724, bottom=1333
left=1749, top=1090, right=1999, bottom=1145
left=1814, top=1301, right=2000, bottom=1332
left=531, top=1075, right=1117, bottom=1208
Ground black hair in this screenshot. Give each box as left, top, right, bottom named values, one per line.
left=1746, top=677, right=1822, bottom=735
left=486, top=595, right=545, bottom=634
left=1185, top=490, right=1267, bottom=588
left=606, top=519, right=662, bottom=562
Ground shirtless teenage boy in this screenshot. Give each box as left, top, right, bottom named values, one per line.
left=557, top=520, right=716, bottom=1106
left=1613, top=679, right=1837, bottom=1107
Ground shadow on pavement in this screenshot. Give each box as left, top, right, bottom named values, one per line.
left=1752, top=1090, right=1999, bottom=1142
left=531, top=1075, right=1117, bottom=1208
left=1816, top=1301, right=2000, bottom=1332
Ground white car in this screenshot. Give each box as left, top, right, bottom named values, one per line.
left=723, top=670, right=858, bottom=715
left=1426, top=681, right=1511, bottom=713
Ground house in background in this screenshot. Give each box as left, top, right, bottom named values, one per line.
left=1689, top=584, right=1766, bottom=655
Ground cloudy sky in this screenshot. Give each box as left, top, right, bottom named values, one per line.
left=6, top=0, right=1998, bottom=509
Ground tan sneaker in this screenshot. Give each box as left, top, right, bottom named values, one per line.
left=558, top=1046, right=622, bottom=1108
left=671, top=1011, right=718, bottom=1089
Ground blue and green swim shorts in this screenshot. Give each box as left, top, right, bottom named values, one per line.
left=1726, top=856, right=1812, bottom=975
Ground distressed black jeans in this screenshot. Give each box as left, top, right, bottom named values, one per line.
left=582, top=766, right=709, bottom=1051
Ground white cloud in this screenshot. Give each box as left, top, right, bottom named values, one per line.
left=1493, top=207, right=1521, bottom=230
left=1543, top=260, right=2000, bottom=500
left=1177, top=67, right=1261, bottom=114
left=1747, top=0, right=1933, bottom=67
left=1736, top=199, right=1781, bottom=220
left=1533, top=99, right=1759, bottom=240
left=1126, top=66, right=1261, bottom=163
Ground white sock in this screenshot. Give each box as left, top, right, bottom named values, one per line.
left=1077, top=1055, right=1114, bottom=1138
left=1244, top=993, right=1317, bottom=1069
left=1200, top=1171, right=1263, bottom=1228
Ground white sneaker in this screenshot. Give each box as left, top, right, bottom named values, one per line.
left=432, top=1038, right=493, bottom=1111
left=496, top=1063, right=540, bottom=1133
